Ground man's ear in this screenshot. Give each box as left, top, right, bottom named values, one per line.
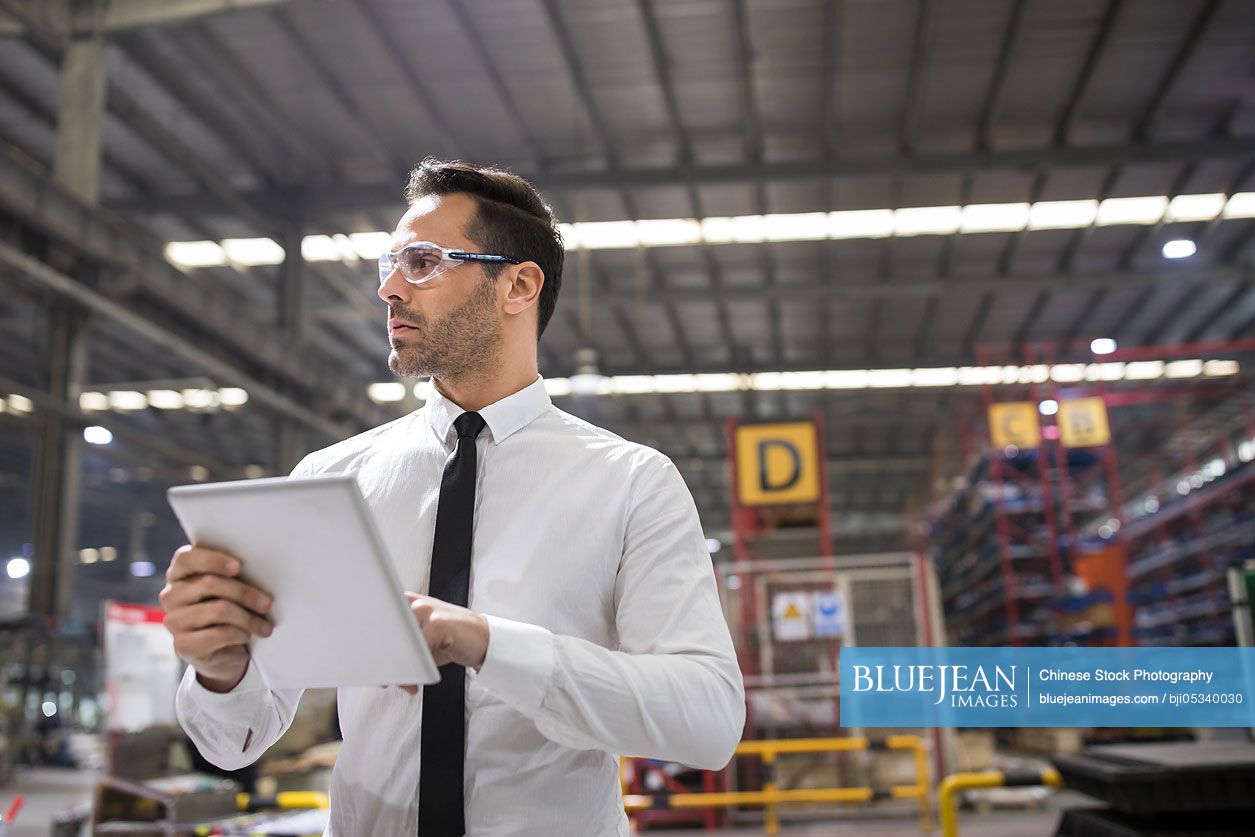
left=502, top=261, right=544, bottom=317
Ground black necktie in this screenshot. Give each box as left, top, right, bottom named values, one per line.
left=419, top=410, right=485, bottom=836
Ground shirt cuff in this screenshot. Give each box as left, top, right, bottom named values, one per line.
left=178, top=659, right=268, bottom=722
left=476, top=614, right=556, bottom=718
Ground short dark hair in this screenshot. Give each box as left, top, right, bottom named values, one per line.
left=404, top=158, right=564, bottom=340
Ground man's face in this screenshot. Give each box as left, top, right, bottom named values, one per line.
left=378, top=193, right=503, bottom=380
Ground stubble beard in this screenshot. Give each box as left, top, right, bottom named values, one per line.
left=387, top=277, right=502, bottom=382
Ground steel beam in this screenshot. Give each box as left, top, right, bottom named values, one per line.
left=0, top=0, right=304, bottom=36
left=103, top=138, right=1255, bottom=220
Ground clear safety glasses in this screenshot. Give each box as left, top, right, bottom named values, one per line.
left=377, top=241, right=521, bottom=286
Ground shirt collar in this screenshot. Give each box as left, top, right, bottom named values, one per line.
left=425, top=375, right=551, bottom=446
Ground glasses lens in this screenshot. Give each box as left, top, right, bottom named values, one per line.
left=396, top=244, right=444, bottom=284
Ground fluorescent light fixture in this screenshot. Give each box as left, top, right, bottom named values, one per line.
left=635, top=218, right=702, bottom=246
left=1222, top=192, right=1255, bottom=219
left=913, top=368, right=958, bottom=389
left=1161, top=239, right=1196, bottom=259
left=100, top=546, right=117, bottom=562
left=1050, top=364, right=1085, bottom=383
left=1096, top=196, right=1167, bottom=226
left=867, top=368, right=913, bottom=388
left=1017, top=365, right=1050, bottom=384
left=1085, top=362, right=1125, bottom=382
left=652, top=375, right=699, bottom=393
left=42, top=701, right=57, bottom=718
left=130, top=560, right=156, bottom=578
left=182, top=389, right=220, bottom=410
left=80, top=548, right=98, bottom=564
left=543, top=378, right=573, bottom=397
left=79, top=392, right=109, bottom=411
left=413, top=380, right=434, bottom=401
left=1166, top=193, right=1225, bottom=222
left=301, top=235, right=341, bottom=262
left=1124, top=361, right=1164, bottom=380
left=165, top=240, right=226, bottom=267
left=764, top=212, right=829, bottom=241
left=6, top=557, right=29, bottom=579
left=218, top=388, right=249, bottom=407
left=1203, top=359, right=1239, bottom=376
left=367, top=382, right=407, bottom=403
left=705, top=538, right=722, bottom=554
left=1090, top=338, right=1117, bottom=355
left=146, top=390, right=184, bottom=410
left=7, top=394, right=32, bottom=413
left=960, top=203, right=1029, bottom=233
left=245, top=465, right=267, bottom=479
left=957, top=367, right=1002, bottom=386
left=829, top=209, right=894, bottom=239
left=607, top=376, right=654, bottom=394
left=188, top=465, right=210, bottom=481
left=1027, top=200, right=1097, bottom=230
left=349, top=232, right=392, bottom=260
left=701, top=215, right=765, bottom=244
left=83, top=426, right=113, bottom=445
left=571, top=220, right=640, bottom=250
left=1165, top=359, right=1204, bottom=378
left=1039, top=399, right=1059, bottom=416
left=108, top=391, right=147, bottom=411
left=893, top=205, right=961, bottom=236
left=221, top=237, right=285, bottom=266
left=825, top=370, right=872, bottom=389
left=693, top=374, right=744, bottom=392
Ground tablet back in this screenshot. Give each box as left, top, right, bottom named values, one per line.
left=167, top=474, right=439, bottom=689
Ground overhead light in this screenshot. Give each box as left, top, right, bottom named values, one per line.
left=130, top=561, right=156, bottom=578
left=959, top=203, right=1029, bottom=233
left=245, top=465, right=267, bottom=479
left=1097, top=196, right=1167, bottom=226
left=413, top=380, right=434, bottom=401
left=893, top=205, right=961, bottom=236
left=705, top=538, right=722, bottom=554
left=1027, top=200, right=1098, bottom=230
left=543, top=378, right=574, bottom=397
left=221, top=237, right=285, bottom=266
left=165, top=240, right=226, bottom=268
left=146, top=390, right=184, bottom=410
left=79, top=392, right=109, bottom=411
left=1090, top=338, right=1117, bottom=355
left=765, top=213, right=828, bottom=241
left=183, top=389, right=221, bottom=410
left=6, top=557, right=30, bottom=579
left=1222, top=192, right=1255, bottom=219
left=570, top=220, right=640, bottom=249
left=79, top=548, right=99, bottom=565
left=1161, top=239, right=1196, bottom=259
left=188, top=465, right=210, bottom=481
left=83, top=426, right=113, bottom=445
left=636, top=218, right=702, bottom=246
left=701, top=215, right=766, bottom=244
left=219, top=387, right=248, bottom=407
left=301, top=234, right=342, bottom=262
left=569, top=348, right=609, bottom=396
left=42, top=701, right=57, bottom=718
left=368, top=382, right=407, bottom=403
left=1203, top=359, right=1239, bottom=376
left=7, top=394, right=32, bottom=413
left=1166, top=193, right=1225, bottom=222
left=829, top=209, right=894, bottom=239
left=1038, top=400, right=1059, bottom=416
left=912, top=367, right=959, bottom=386
left=1085, top=362, right=1124, bottom=381
left=1124, top=361, right=1164, bottom=380
left=100, top=546, right=117, bottom=562
left=107, top=391, right=147, bottom=411
left=1166, top=359, right=1203, bottom=378
left=349, top=232, right=392, bottom=260
left=1049, top=364, right=1085, bottom=383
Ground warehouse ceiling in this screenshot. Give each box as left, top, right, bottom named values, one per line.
left=1, top=0, right=1254, bottom=600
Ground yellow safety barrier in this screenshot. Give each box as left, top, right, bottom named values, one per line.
left=938, top=768, right=1062, bottom=837
left=235, top=791, right=330, bottom=812
left=623, top=735, right=931, bottom=835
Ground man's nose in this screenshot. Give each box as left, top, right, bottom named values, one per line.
left=378, top=266, right=412, bottom=304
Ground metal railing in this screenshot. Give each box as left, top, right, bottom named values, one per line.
left=938, top=768, right=1062, bottom=837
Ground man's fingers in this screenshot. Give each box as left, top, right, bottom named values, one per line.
left=172, top=625, right=251, bottom=660
left=164, top=599, right=272, bottom=638
left=166, top=545, right=241, bottom=583
left=161, top=574, right=271, bottom=614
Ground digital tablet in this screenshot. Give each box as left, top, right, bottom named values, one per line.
left=167, top=474, right=439, bottom=690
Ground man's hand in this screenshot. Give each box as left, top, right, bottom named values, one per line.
left=160, top=545, right=274, bottom=693
left=390, top=593, right=490, bottom=694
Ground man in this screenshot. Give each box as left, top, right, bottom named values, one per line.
left=162, top=159, right=745, bottom=836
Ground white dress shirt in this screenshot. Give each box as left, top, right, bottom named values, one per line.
left=176, top=375, right=745, bottom=836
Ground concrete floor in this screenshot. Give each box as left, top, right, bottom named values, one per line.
left=1, top=767, right=1092, bottom=836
